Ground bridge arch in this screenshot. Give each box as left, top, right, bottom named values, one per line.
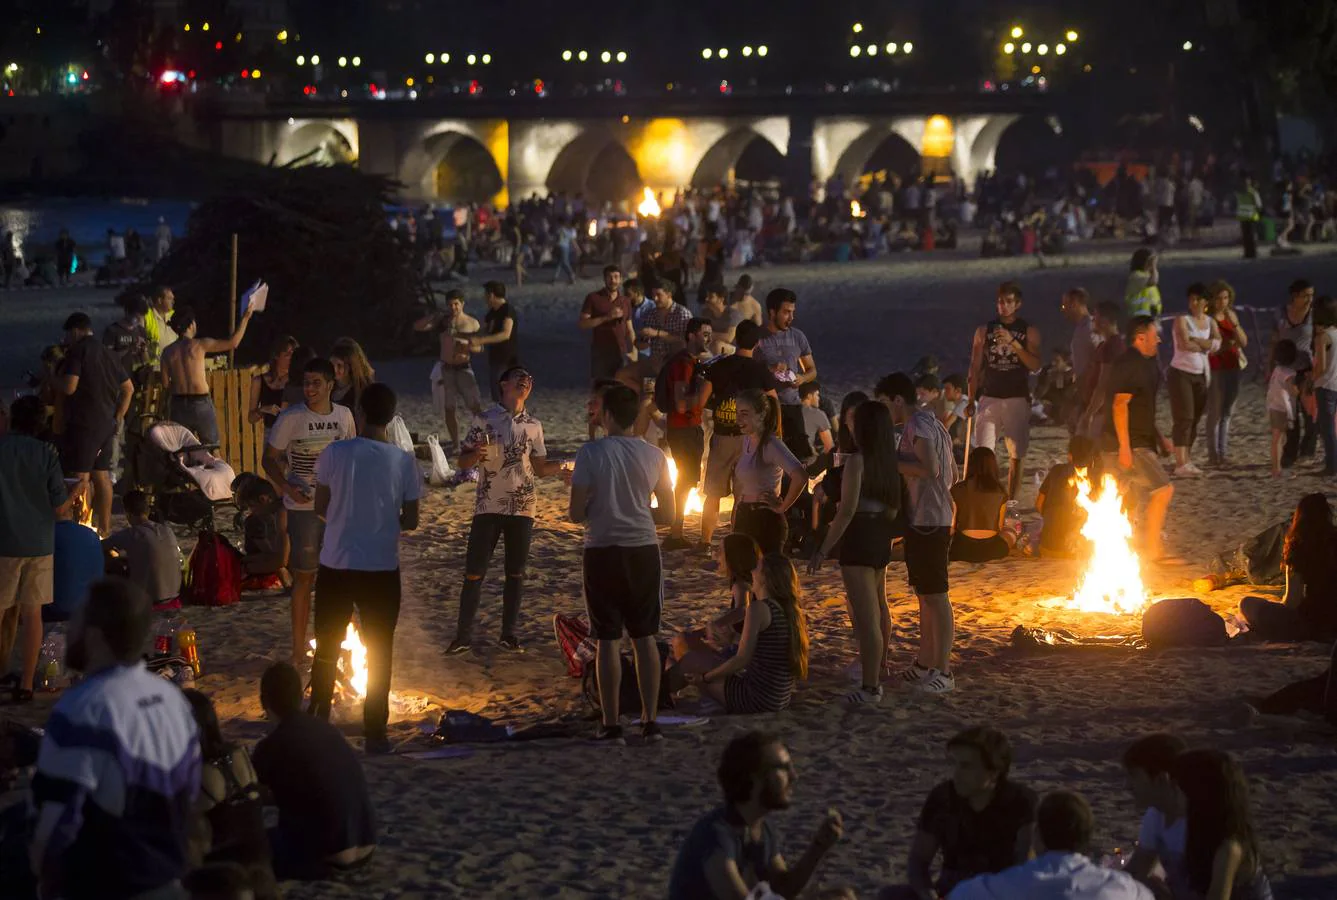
left=546, top=128, right=641, bottom=206
left=690, top=118, right=790, bottom=188
left=274, top=119, right=359, bottom=167
left=831, top=125, right=921, bottom=187
left=399, top=122, right=507, bottom=203
left=950, top=114, right=1022, bottom=188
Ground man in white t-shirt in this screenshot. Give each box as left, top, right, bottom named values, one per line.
left=877, top=372, right=958, bottom=697
left=1122, top=733, right=1188, bottom=897
left=311, top=383, right=421, bottom=755
left=263, top=358, right=357, bottom=663
left=569, top=383, right=675, bottom=744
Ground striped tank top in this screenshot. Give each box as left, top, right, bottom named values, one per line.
left=724, top=598, right=796, bottom=714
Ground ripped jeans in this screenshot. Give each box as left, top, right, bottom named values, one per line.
left=454, top=513, right=533, bottom=643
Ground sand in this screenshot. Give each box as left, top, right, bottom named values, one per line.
left=6, top=236, right=1337, bottom=898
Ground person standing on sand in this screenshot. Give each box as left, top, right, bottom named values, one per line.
left=263, top=359, right=357, bottom=664
left=662, top=317, right=713, bottom=551
left=161, top=305, right=255, bottom=445
left=968, top=281, right=1041, bottom=499
left=468, top=281, right=520, bottom=403
left=1061, top=288, right=1095, bottom=433
left=580, top=265, right=635, bottom=388
left=1103, top=316, right=1175, bottom=563
left=311, top=384, right=421, bottom=756
left=56, top=312, right=133, bottom=538
left=448, top=367, right=565, bottom=655
left=1272, top=279, right=1317, bottom=469
left=877, top=372, right=958, bottom=694
left=569, top=384, right=675, bottom=744
left=668, top=731, right=843, bottom=899
left=1166, top=283, right=1219, bottom=478
left=414, top=289, right=483, bottom=451
left=755, top=288, right=819, bottom=463
left=144, top=285, right=177, bottom=369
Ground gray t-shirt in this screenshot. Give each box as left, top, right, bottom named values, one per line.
left=897, top=409, right=957, bottom=527
left=755, top=326, right=813, bottom=405
left=106, top=521, right=182, bottom=603
left=571, top=436, right=668, bottom=548
left=1276, top=307, right=1314, bottom=370
left=801, top=406, right=831, bottom=462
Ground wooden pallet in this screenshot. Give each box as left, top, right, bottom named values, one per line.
left=208, top=364, right=265, bottom=475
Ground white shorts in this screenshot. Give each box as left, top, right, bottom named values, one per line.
left=972, top=396, right=1031, bottom=460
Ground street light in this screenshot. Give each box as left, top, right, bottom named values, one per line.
left=481, top=53, right=491, bottom=64
left=601, top=50, right=611, bottom=63
left=1066, top=30, right=1078, bottom=42
left=853, top=22, right=863, bottom=33
left=718, top=48, right=728, bottom=58
left=867, top=44, right=877, bottom=55
left=743, top=46, right=753, bottom=57
left=276, top=30, right=288, bottom=42
left=425, top=53, right=434, bottom=64
left=1037, top=44, right=1048, bottom=55
left=1011, top=26, right=1024, bottom=39
left=578, top=50, right=588, bottom=61
left=467, top=53, right=476, bottom=64
left=352, top=56, right=361, bottom=66
left=562, top=49, right=572, bottom=61
left=440, top=53, right=449, bottom=63
left=1021, top=42, right=1032, bottom=53
left=1055, top=44, right=1066, bottom=55
left=616, top=50, right=627, bottom=62
left=310, top=54, right=320, bottom=65
left=850, top=45, right=861, bottom=57
left=337, top=56, right=347, bottom=67
left=887, top=43, right=898, bottom=54
left=1182, top=40, right=1193, bottom=51
left=702, top=48, right=712, bottom=59
left=296, top=55, right=305, bottom=65
left=1003, top=42, right=1015, bottom=53
left=757, top=45, right=768, bottom=57
left=902, top=42, right=913, bottom=54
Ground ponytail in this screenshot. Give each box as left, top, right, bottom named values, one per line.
left=740, top=388, right=781, bottom=455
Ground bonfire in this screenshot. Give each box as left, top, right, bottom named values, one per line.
left=309, top=622, right=369, bottom=701
left=637, top=187, right=662, bottom=218
left=1055, top=468, right=1149, bottom=616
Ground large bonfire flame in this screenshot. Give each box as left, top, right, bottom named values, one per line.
left=651, top=458, right=704, bottom=514
left=1061, top=469, right=1149, bottom=615
left=308, top=622, right=369, bottom=700
left=637, top=187, right=662, bottom=218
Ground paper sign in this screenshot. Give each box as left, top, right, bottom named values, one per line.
left=240, top=280, right=269, bottom=316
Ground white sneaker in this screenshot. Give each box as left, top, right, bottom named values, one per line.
left=914, top=669, right=956, bottom=694
left=846, top=685, right=884, bottom=705
left=1174, top=463, right=1203, bottom=477
left=898, top=662, right=933, bottom=685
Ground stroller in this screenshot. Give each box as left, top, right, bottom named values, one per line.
left=137, top=421, right=237, bottom=531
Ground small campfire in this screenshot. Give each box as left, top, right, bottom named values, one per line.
left=309, top=622, right=369, bottom=701
left=1045, top=469, right=1149, bottom=616
left=652, top=457, right=734, bottom=517
left=637, top=187, right=662, bottom=218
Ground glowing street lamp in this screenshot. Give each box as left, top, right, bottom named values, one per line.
left=742, top=46, right=753, bottom=57
left=902, top=42, right=913, bottom=54
left=1037, top=43, right=1048, bottom=55
left=1011, top=26, right=1024, bottom=39
left=1055, top=44, right=1066, bottom=55
left=718, top=48, right=728, bottom=58
left=337, top=56, right=347, bottom=67
left=853, top=22, right=864, bottom=33
left=887, top=43, right=898, bottom=54
left=1182, top=40, right=1193, bottom=51
left=352, top=56, right=361, bottom=66
left=481, top=53, right=491, bottom=64
left=578, top=50, right=588, bottom=61
left=424, top=53, right=434, bottom=64
left=850, top=45, right=861, bottom=57
left=466, top=53, right=476, bottom=64
left=601, top=50, right=611, bottom=63
left=276, top=29, right=288, bottom=42
left=1066, top=30, right=1079, bottom=42
left=310, top=54, right=320, bottom=65
left=616, top=50, right=627, bottom=62
left=1003, top=42, right=1015, bottom=53
left=702, top=48, right=712, bottom=59
left=867, top=44, right=877, bottom=55
left=296, top=55, right=305, bottom=65
left=562, top=49, right=572, bottom=61
left=757, top=45, right=768, bottom=57
left=1021, top=42, right=1032, bottom=53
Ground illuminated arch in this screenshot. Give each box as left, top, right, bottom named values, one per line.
left=400, top=122, right=507, bottom=202
left=690, top=123, right=789, bottom=187
left=546, top=128, right=641, bottom=204
left=831, top=126, right=921, bottom=185
left=275, top=119, right=359, bottom=167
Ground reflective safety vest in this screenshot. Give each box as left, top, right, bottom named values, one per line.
left=1236, top=190, right=1260, bottom=222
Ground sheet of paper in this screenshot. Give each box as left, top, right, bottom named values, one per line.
left=240, top=280, right=268, bottom=315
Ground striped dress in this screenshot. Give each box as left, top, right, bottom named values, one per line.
left=724, top=598, right=796, bottom=714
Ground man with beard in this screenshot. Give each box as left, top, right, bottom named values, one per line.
left=755, top=289, right=818, bottom=462
left=668, top=731, right=843, bottom=899
left=31, top=578, right=200, bottom=900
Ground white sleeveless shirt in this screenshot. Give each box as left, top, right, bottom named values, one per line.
left=1170, top=315, right=1212, bottom=375
left=1314, top=327, right=1337, bottom=392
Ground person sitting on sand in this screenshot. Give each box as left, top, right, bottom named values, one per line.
left=237, top=479, right=289, bottom=590
left=1238, top=493, right=1337, bottom=643
left=104, top=489, right=181, bottom=609
left=252, top=662, right=375, bottom=879
left=1170, top=750, right=1273, bottom=900
left=948, top=790, right=1153, bottom=899
left=1122, top=733, right=1189, bottom=900
left=676, top=553, right=808, bottom=715
left=668, top=731, right=843, bottom=900
left=49, top=490, right=104, bottom=625
left=883, top=726, right=1037, bottom=899
left=1036, top=435, right=1100, bottom=558
left=672, top=533, right=761, bottom=661
left=949, top=448, right=1012, bottom=563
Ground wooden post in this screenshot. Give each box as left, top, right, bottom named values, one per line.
left=228, top=233, right=238, bottom=370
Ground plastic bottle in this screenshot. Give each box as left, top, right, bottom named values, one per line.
left=152, top=618, right=174, bottom=658
left=176, top=625, right=201, bottom=676
left=1004, top=500, right=1023, bottom=539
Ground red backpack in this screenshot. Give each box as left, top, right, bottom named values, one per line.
left=184, top=531, right=243, bottom=607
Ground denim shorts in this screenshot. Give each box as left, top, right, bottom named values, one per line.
left=286, top=509, right=325, bottom=573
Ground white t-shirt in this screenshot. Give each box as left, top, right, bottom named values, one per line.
left=266, top=402, right=357, bottom=511
left=316, top=437, right=422, bottom=571
left=1137, top=808, right=1186, bottom=883
left=1267, top=366, right=1296, bottom=418
left=898, top=409, right=957, bottom=527
left=571, top=435, right=668, bottom=548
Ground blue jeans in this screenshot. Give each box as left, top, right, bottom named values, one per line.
left=1205, top=367, right=1241, bottom=461
left=554, top=245, right=575, bottom=282
left=455, top=514, right=533, bottom=643
left=1318, top=387, right=1337, bottom=475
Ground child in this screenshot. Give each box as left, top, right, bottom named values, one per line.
left=1123, top=733, right=1188, bottom=899
left=1036, top=434, right=1100, bottom=557
left=1267, top=339, right=1299, bottom=477
left=237, top=478, right=289, bottom=591
left=940, top=373, right=969, bottom=463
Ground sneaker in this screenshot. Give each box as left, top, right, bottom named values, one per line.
left=591, top=724, right=626, bottom=745
left=915, top=669, right=956, bottom=694
left=497, top=636, right=524, bottom=653
left=898, top=662, right=933, bottom=685
left=364, top=736, right=393, bottom=756
left=662, top=536, right=692, bottom=551
left=445, top=640, right=472, bottom=656
left=1174, top=463, right=1203, bottom=478
left=641, top=721, right=665, bottom=743
left=846, top=685, right=884, bottom=705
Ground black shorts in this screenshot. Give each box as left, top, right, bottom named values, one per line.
left=59, top=420, right=117, bottom=474
left=734, top=502, right=787, bottom=556
left=583, top=544, right=662, bottom=640
left=949, top=533, right=1010, bottom=563
left=838, top=512, right=896, bottom=568
left=904, top=526, right=951, bottom=595
left=666, top=426, right=705, bottom=492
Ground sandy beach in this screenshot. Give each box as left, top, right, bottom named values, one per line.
left=5, top=238, right=1337, bottom=898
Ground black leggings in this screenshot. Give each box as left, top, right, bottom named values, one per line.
left=1167, top=367, right=1207, bottom=449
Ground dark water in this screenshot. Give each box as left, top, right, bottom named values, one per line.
left=0, top=198, right=194, bottom=262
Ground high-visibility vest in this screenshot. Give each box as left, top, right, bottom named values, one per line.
left=1236, top=190, right=1260, bottom=222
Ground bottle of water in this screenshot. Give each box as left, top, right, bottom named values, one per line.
left=1004, top=500, right=1023, bottom=539
left=38, top=630, right=65, bottom=691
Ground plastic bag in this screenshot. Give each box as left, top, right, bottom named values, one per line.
left=386, top=415, right=414, bottom=456
left=426, top=434, right=454, bottom=486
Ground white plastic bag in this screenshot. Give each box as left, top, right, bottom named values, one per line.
left=429, top=361, right=445, bottom=418
left=386, top=415, right=414, bottom=456
left=426, top=434, right=454, bottom=486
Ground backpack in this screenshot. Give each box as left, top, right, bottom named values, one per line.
left=653, top=352, right=697, bottom=415
left=183, top=531, right=242, bottom=607
left=581, top=641, right=675, bottom=716
left=1142, top=597, right=1228, bottom=649
left=553, top=613, right=597, bottom=678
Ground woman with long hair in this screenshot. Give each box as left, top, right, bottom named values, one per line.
left=679, top=553, right=809, bottom=714
left=811, top=391, right=868, bottom=554
left=248, top=334, right=297, bottom=431
left=1172, top=749, right=1273, bottom=900
left=672, top=533, right=762, bottom=660
left=732, top=389, right=806, bottom=555
left=1204, top=280, right=1248, bottom=466
left=1239, top=492, right=1337, bottom=641
left=810, top=400, right=900, bottom=704
left=330, top=338, right=376, bottom=432
left=1125, top=247, right=1162, bottom=318
left=183, top=690, right=278, bottom=898
left=948, top=447, right=1012, bottom=562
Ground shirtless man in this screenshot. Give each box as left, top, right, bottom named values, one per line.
left=414, top=289, right=483, bottom=450
left=161, top=305, right=254, bottom=444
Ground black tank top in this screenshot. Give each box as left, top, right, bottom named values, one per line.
left=257, top=376, right=284, bottom=427
left=981, top=317, right=1030, bottom=399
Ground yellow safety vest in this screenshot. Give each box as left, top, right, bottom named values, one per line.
left=1236, top=190, right=1260, bottom=222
